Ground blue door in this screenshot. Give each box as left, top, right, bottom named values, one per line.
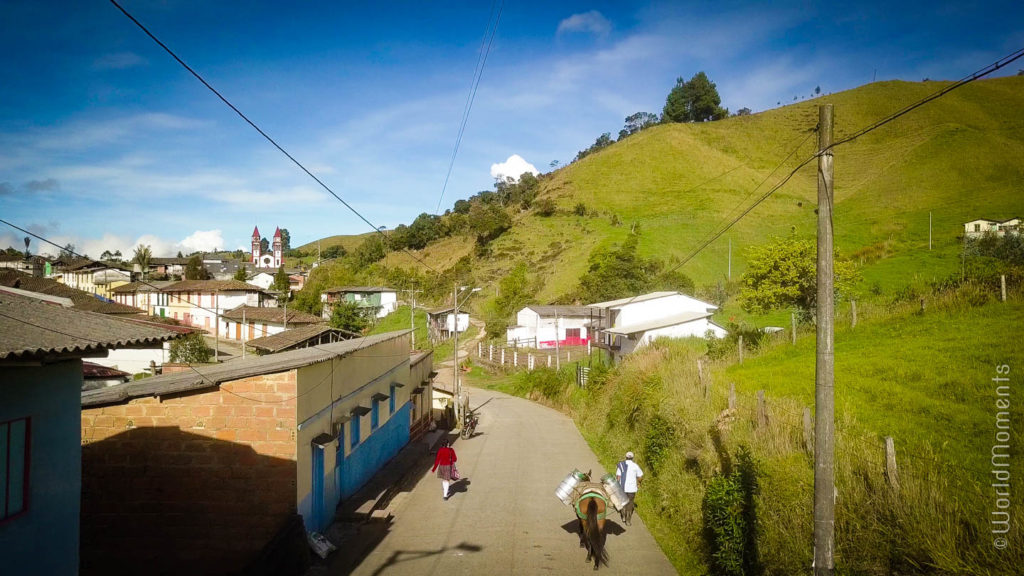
left=312, top=445, right=325, bottom=531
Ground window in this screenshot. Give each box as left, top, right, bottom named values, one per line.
left=350, top=417, right=360, bottom=449
left=974, top=223, right=981, bottom=232
left=1, top=417, right=30, bottom=521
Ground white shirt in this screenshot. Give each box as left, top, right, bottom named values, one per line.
left=616, top=459, right=644, bottom=493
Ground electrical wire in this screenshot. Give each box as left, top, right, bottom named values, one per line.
left=108, top=0, right=442, bottom=275
left=434, top=0, right=504, bottom=215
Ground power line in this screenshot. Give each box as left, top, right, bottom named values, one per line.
left=434, top=0, right=504, bottom=215
left=108, top=0, right=441, bottom=275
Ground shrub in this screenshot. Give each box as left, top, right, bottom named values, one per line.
left=643, top=414, right=676, bottom=475
left=703, top=472, right=746, bottom=575
left=535, top=198, right=556, bottom=217
left=169, top=332, right=212, bottom=364
left=574, top=202, right=587, bottom=216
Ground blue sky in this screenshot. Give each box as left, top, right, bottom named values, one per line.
left=2, top=1, right=1022, bottom=258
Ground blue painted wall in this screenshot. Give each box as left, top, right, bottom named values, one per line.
left=298, top=402, right=411, bottom=533
left=0, top=361, right=82, bottom=576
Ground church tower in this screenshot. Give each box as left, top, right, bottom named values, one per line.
left=251, top=226, right=261, bottom=265
left=272, top=227, right=283, bottom=268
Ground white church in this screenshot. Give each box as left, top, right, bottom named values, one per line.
left=251, top=226, right=283, bottom=269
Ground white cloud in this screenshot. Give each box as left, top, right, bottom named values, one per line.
left=490, top=154, right=539, bottom=182
left=557, top=11, right=612, bottom=38
left=180, top=230, right=225, bottom=254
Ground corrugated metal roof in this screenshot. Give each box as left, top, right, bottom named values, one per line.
left=525, top=305, right=596, bottom=317
left=587, top=291, right=680, bottom=309
left=81, top=330, right=410, bottom=407
left=0, top=291, right=182, bottom=362
left=603, top=311, right=713, bottom=336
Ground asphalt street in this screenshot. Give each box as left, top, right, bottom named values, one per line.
left=347, top=385, right=677, bottom=576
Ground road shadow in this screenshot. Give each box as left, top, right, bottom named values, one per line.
left=449, top=478, right=472, bottom=496
left=365, top=542, right=483, bottom=576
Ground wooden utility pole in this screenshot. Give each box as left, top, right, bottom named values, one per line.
left=453, top=283, right=460, bottom=427
left=813, top=104, right=836, bottom=576
left=214, top=290, right=220, bottom=362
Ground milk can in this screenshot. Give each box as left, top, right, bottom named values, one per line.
left=555, top=469, right=587, bottom=506
left=600, top=473, right=629, bottom=511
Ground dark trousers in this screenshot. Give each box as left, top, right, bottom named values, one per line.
left=622, top=492, right=637, bottom=524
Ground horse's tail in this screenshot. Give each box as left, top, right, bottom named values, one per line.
left=585, top=498, right=607, bottom=567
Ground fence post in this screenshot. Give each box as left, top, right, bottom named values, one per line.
left=738, top=335, right=744, bottom=364
left=489, top=344, right=493, bottom=361
left=547, top=355, right=552, bottom=368
left=756, top=390, right=767, bottom=430
left=567, top=351, right=571, bottom=363
left=920, top=297, right=926, bottom=313
left=1002, top=274, right=1007, bottom=302
left=587, top=339, right=592, bottom=355
left=478, top=342, right=482, bottom=357
left=851, top=300, right=857, bottom=329
left=513, top=350, right=518, bottom=367
left=500, top=348, right=505, bottom=366
left=728, top=383, right=736, bottom=411
left=791, top=312, right=797, bottom=345
left=528, top=354, right=534, bottom=370
left=884, top=436, right=900, bottom=492
left=803, top=407, right=814, bottom=455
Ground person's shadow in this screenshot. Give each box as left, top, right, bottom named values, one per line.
left=448, top=478, right=472, bottom=498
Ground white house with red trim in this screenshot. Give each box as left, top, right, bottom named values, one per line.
left=505, top=305, right=595, bottom=348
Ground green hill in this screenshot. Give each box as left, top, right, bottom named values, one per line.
left=301, top=77, right=1024, bottom=314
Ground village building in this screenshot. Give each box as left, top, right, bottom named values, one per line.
left=589, top=291, right=727, bottom=362
left=0, top=253, right=47, bottom=277
left=79, top=331, right=432, bottom=574
left=220, top=304, right=323, bottom=342
left=963, top=217, right=1021, bottom=239
left=1, top=269, right=143, bottom=317
left=160, top=279, right=275, bottom=332
left=149, top=257, right=189, bottom=278
left=426, top=306, right=470, bottom=342
left=55, top=259, right=132, bottom=299
left=505, top=305, right=595, bottom=348
left=320, top=286, right=398, bottom=320
left=110, top=280, right=175, bottom=312
left=252, top=225, right=284, bottom=269
left=0, top=291, right=180, bottom=575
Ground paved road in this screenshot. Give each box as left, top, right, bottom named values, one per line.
left=348, top=385, right=677, bottom=576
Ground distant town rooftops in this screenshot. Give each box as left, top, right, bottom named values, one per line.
left=0, top=291, right=181, bottom=363
left=222, top=305, right=322, bottom=325
left=163, top=279, right=265, bottom=292
left=0, top=269, right=142, bottom=315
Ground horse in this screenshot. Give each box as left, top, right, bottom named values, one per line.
left=573, top=471, right=609, bottom=570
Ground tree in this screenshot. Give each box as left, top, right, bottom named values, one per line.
left=176, top=251, right=184, bottom=258
left=329, top=300, right=370, bottom=335
left=663, top=72, right=728, bottom=123
left=59, top=243, right=76, bottom=259
left=739, top=236, right=859, bottom=320
left=234, top=263, right=248, bottom=281
left=273, top=265, right=290, bottom=293
left=279, top=228, right=291, bottom=252
left=735, top=107, right=752, bottom=116
left=484, top=262, right=536, bottom=339
left=168, top=332, right=212, bottom=364
left=815, top=85, right=821, bottom=95
left=468, top=203, right=512, bottom=245
left=133, top=244, right=152, bottom=274
left=353, top=235, right=387, bottom=267
left=184, top=255, right=211, bottom=280
left=101, top=250, right=114, bottom=260
left=260, top=237, right=269, bottom=253
left=622, top=111, right=660, bottom=136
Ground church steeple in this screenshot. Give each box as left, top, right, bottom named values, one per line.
left=251, top=226, right=262, bottom=265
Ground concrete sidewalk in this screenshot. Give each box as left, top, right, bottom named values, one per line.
left=323, top=386, right=677, bottom=576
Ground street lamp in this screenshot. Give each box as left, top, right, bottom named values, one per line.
left=453, top=284, right=480, bottom=428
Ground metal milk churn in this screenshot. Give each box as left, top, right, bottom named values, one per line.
left=555, top=469, right=587, bottom=506
left=601, top=473, right=629, bottom=511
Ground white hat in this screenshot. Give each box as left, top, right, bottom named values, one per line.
left=626, top=451, right=634, bottom=459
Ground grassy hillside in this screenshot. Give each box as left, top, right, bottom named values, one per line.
left=469, top=288, right=1024, bottom=574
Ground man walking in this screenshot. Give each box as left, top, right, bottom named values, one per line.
left=615, top=451, right=643, bottom=526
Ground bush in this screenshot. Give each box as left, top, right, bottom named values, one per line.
left=643, top=414, right=675, bottom=475
left=574, top=202, right=587, bottom=216
left=702, top=447, right=760, bottom=576
left=169, top=332, right=213, bottom=364
left=535, top=198, right=556, bottom=217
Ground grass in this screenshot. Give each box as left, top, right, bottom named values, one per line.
left=465, top=285, right=1024, bottom=575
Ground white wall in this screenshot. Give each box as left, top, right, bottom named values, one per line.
left=615, top=318, right=726, bottom=359
left=613, top=294, right=716, bottom=328
left=90, top=343, right=171, bottom=375
left=445, top=312, right=469, bottom=333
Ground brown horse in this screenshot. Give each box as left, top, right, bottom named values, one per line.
left=576, top=489, right=609, bottom=570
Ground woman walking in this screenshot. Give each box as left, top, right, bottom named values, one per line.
left=431, top=439, right=458, bottom=501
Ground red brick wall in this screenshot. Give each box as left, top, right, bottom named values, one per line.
left=80, top=371, right=299, bottom=575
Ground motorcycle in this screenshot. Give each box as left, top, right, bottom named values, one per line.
left=461, top=411, right=479, bottom=439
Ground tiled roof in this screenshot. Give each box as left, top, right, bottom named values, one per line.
left=150, top=257, right=190, bottom=265
left=221, top=305, right=322, bottom=324
left=0, top=292, right=181, bottom=362
left=81, top=330, right=411, bottom=406
left=164, top=279, right=263, bottom=292
left=0, top=269, right=142, bottom=315
left=111, top=280, right=175, bottom=293
left=83, top=362, right=131, bottom=380
left=245, top=324, right=350, bottom=354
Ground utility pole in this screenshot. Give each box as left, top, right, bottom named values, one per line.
left=453, top=283, right=460, bottom=428
left=728, top=237, right=732, bottom=280
left=214, top=290, right=220, bottom=362
left=406, top=289, right=422, bottom=350
left=554, top=314, right=561, bottom=370
left=813, top=103, right=836, bottom=576
left=241, top=307, right=246, bottom=358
